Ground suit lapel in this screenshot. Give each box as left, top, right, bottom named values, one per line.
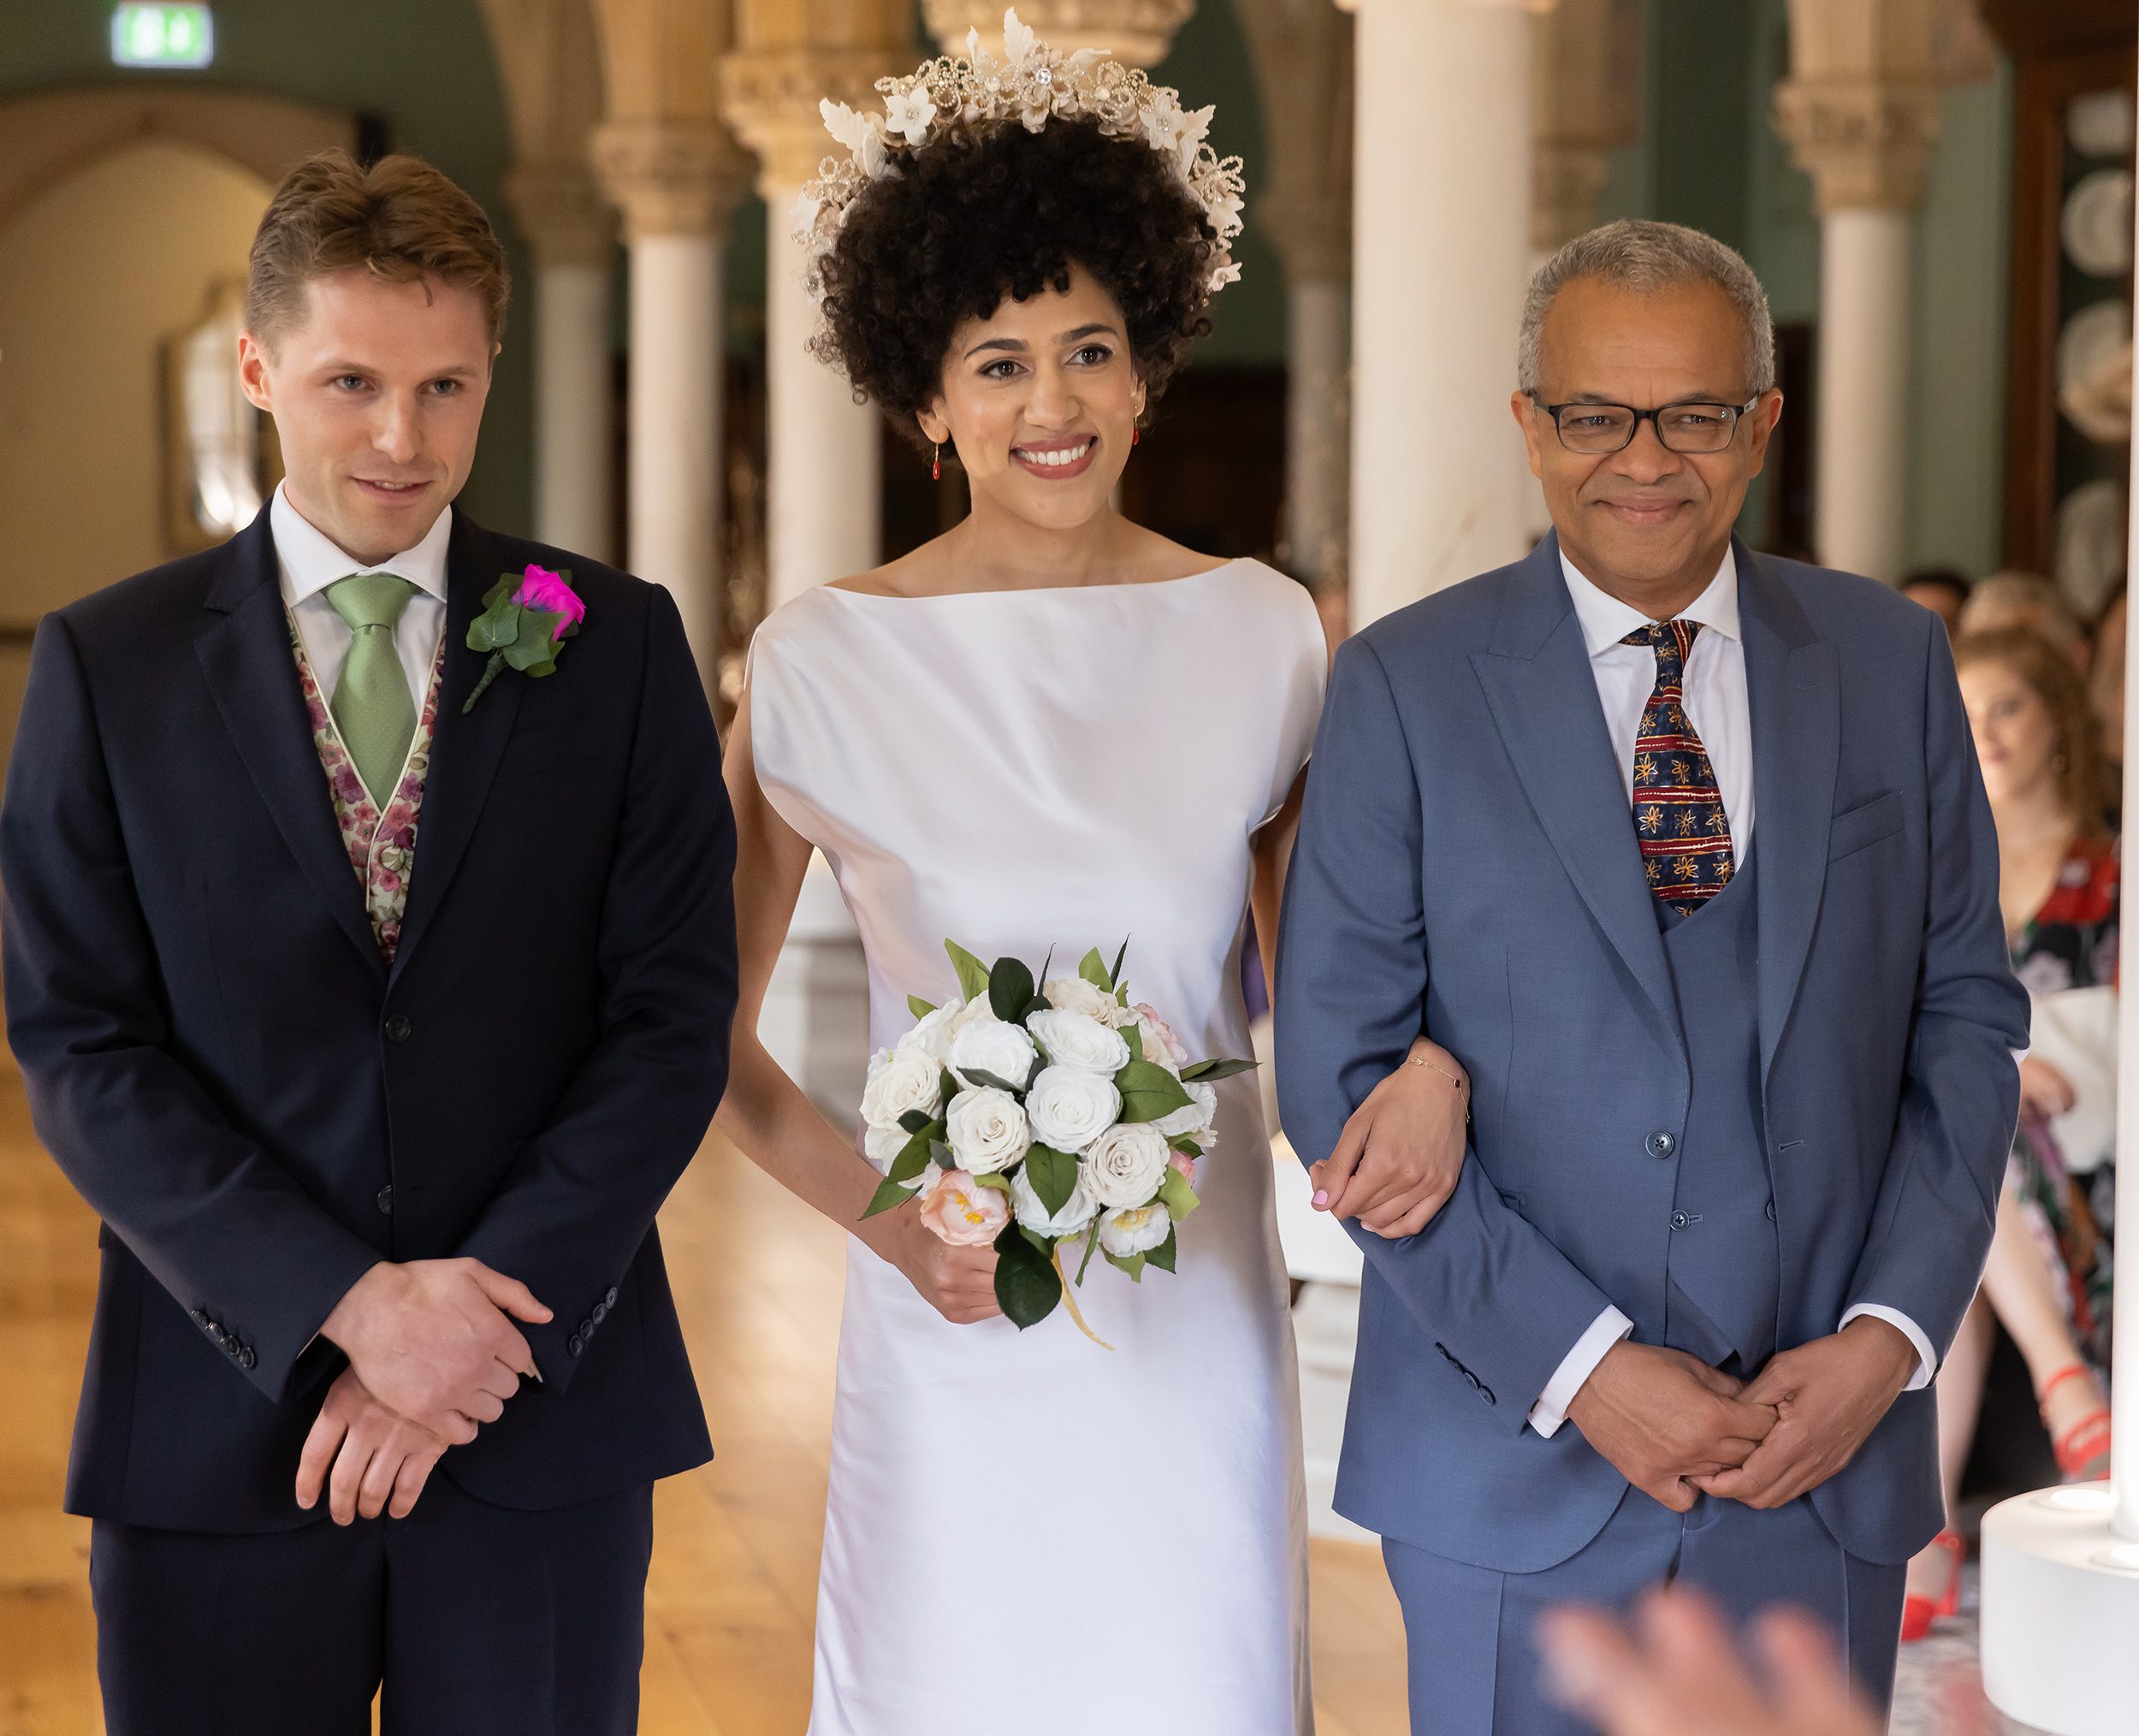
left=1471, top=536, right=1686, bottom=1061
left=388, top=517, right=524, bottom=983
left=194, top=511, right=384, bottom=976
left=1739, top=544, right=1840, bottom=1085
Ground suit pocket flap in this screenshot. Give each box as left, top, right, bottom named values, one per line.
left=1828, top=791, right=1905, bottom=861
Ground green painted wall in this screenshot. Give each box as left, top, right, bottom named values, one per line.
left=1596, top=0, right=2010, bottom=573
left=0, top=0, right=532, bottom=533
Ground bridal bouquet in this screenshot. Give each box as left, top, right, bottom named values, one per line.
left=859, top=939, right=1254, bottom=1336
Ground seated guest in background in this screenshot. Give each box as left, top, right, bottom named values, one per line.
left=1899, top=565, right=1971, bottom=636
left=2090, top=585, right=2125, bottom=784
left=1906, top=626, right=2118, bottom=1639
left=1539, top=1589, right=1880, bottom=1736
left=1960, top=570, right=2091, bottom=672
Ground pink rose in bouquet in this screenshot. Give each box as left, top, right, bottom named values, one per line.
left=919, top=1169, right=1010, bottom=1246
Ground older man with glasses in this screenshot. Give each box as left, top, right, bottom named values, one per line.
left=1277, top=219, right=2027, bottom=1733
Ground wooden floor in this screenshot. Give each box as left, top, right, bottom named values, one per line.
left=0, top=1071, right=1407, bottom=1734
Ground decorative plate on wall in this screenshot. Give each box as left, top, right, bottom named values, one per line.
left=2056, top=477, right=2129, bottom=613
left=2069, top=87, right=2136, bottom=158
left=2057, top=299, right=2133, bottom=443
left=2063, top=168, right=2136, bottom=276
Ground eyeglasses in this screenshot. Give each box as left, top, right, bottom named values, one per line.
left=1531, top=394, right=1762, bottom=455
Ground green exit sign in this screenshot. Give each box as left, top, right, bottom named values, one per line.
left=111, top=4, right=214, bottom=68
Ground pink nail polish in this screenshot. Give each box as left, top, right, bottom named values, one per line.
left=1312, top=1190, right=1330, bottom=1207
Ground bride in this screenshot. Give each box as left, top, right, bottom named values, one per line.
left=717, top=18, right=1467, bottom=1733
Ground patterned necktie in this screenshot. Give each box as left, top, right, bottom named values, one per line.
left=1624, top=619, right=1735, bottom=918
left=326, top=573, right=418, bottom=806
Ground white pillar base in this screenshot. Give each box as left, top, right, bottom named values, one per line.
left=531, top=259, right=615, bottom=562
left=1981, top=1484, right=2139, bottom=1735
left=1284, top=278, right=1350, bottom=585
left=1813, top=208, right=1912, bottom=584
left=765, top=190, right=881, bottom=611
left=758, top=855, right=870, bottom=1128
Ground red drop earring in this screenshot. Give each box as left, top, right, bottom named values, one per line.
left=932, top=441, right=941, bottom=482
left=1132, top=424, right=1141, bottom=447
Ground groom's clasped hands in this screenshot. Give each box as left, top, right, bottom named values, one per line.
left=293, top=1257, right=554, bottom=1526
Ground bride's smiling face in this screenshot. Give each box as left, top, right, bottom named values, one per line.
left=918, top=263, right=1147, bottom=531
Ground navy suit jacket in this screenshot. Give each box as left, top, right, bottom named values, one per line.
left=3, top=506, right=738, bottom=1532
left=1274, top=534, right=2027, bottom=1571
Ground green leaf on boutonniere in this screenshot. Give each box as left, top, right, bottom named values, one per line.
left=1023, top=1143, right=1080, bottom=1217
left=992, top=1221, right=1062, bottom=1329
left=1156, top=1168, right=1200, bottom=1223
left=1078, top=948, right=1111, bottom=992
left=463, top=567, right=583, bottom=713
left=1145, top=1226, right=1178, bottom=1274
left=861, top=1177, right=916, bottom=1218
left=1103, top=1249, right=1147, bottom=1283
left=1114, top=1059, right=1193, bottom=1123
left=945, top=939, right=991, bottom=1003
left=908, top=994, right=937, bottom=1021
left=1181, top=1058, right=1258, bottom=1082
left=988, top=956, right=1034, bottom=1024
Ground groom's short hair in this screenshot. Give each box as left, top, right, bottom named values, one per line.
left=246, top=150, right=511, bottom=353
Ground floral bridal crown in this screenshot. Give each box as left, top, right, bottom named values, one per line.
left=795, top=8, right=1248, bottom=305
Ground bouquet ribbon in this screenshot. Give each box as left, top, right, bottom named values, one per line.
left=1050, top=1247, right=1116, bottom=1351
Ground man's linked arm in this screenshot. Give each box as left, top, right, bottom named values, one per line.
left=1274, top=634, right=1617, bottom=1435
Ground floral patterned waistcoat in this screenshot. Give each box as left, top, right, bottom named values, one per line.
left=289, top=618, right=444, bottom=963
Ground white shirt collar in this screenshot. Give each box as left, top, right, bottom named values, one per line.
left=1559, top=542, right=1740, bottom=661
left=270, top=481, right=452, bottom=607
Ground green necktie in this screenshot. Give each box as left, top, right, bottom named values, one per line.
left=326, top=573, right=418, bottom=805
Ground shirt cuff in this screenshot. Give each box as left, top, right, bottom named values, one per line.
left=1528, top=1306, right=1635, bottom=1438
left=1841, top=1304, right=1935, bottom=1391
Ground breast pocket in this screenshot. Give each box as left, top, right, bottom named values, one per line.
left=1828, top=791, right=1905, bottom=862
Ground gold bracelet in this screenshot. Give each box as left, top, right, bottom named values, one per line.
left=1407, top=1054, right=1467, bottom=1093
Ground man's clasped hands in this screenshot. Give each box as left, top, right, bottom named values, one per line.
left=296, top=1258, right=551, bottom=1525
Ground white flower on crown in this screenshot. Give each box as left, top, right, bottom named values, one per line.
left=794, top=9, right=1247, bottom=307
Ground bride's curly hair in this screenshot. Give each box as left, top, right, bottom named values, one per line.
left=810, top=118, right=1221, bottom=449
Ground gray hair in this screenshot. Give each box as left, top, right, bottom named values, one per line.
left=1518, top=219, right=1776, bottom=398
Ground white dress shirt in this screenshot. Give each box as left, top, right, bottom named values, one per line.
left=270, top=483, right=450, bottom=708
left=1527, top=548, right=1935, bottom=1437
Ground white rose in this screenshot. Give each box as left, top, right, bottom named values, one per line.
left=1042, top=975, right=1118, bottom=1022
left=944, top=1087, right=1031, bottom=1176
left=1082, top=1121, right=1172, bottom=1208
left=1026, top=1008, right=1130, bottom=1077
left=898, top=998, right=964, bottom=1063
left=1024, top=1065, right=1123, bottom=1152
left=1154, top=1081, right=1218, bottom=1143
left=863, top=1123, right=910, bottom=1169
left=946, top=1013, right=1039, bottom=1092
left=1099, top=1201, right=1173, bottom=1258
left=861, top=1045, right=942, bottom=1130
left=1010, top=1163, right=1099, bottom=1238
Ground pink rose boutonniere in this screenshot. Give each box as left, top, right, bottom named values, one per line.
left=463, top=562, right=588, bottom=713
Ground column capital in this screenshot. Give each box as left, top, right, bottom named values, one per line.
left=1531, top=0, right=1643, bottom=250
left=504, top=160, right=617, bottom=267
left=591, top=117, right=754, bottom=240
left=1772, top=78, right=1942, bottom=212
left=720, top=48, right=910, bottom=196
left=927, top=0, right=1194, bottom=69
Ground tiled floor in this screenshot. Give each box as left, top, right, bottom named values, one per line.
left=1891, top=1564, right=2046, bottom=1736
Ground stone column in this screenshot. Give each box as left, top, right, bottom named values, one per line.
left=722, top=50, right=901, bottom=610
left=1774, top=0, right=1946, bottom=584
left=1239, top=0, right=1355, bottom=586
left=1531, top=0, right=1645, bottom=258
left=505, top=162, right=618, bottom=562
left=1350, top=0, right=1536, bottom=626
left=591, top=119, right=750, bottom=677
left=929, top=0, right=1194, bottom=65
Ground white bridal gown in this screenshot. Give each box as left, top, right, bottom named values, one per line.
left=746, top=560, right=1326, bottom=1736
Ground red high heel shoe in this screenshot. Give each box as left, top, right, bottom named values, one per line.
left=2041, top=1363, right=2113, bottom=1480
left=1901, top=1531, right=1963, bottom=1641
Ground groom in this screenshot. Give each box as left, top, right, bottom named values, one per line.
left=3, top=151, right=737, bottom=1733
left=1277, top=220, right=2026, bottom=1730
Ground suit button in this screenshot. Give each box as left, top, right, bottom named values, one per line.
left=605, top=1287, right=619, bottom=1308
left=384, top=1015, right=412, bottom=1043
left=1670, top=1210, right=1691, bottom=1230
left=591, top=1301, right=607, bottom=1324
left=1646, top=1130, right=1677, bottom=1159
left=189, top=1307, right=207, bottom=1325
left=375, top=1185, right=394, bottom=1217
left=567, top=1334, right=584, bottom=1358
left=240, top=1347, right=256, bottom=1370
left=207, top=1322, right=227, bottom=1343
left=1765, top=1199, right=1777, bottom=1222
